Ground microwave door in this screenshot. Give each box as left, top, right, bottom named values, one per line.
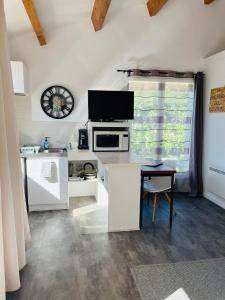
left=96, top=134, right=119, bottom=148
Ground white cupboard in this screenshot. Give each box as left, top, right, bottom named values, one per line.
left=27, top=157, right=68, bottom=211
left=10, top=61, right=27, bottom=95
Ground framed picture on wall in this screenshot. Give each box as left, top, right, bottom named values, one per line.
left=209, top=87, right=225, bottom=112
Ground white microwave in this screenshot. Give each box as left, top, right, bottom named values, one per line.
left=93, top=128, right=129, bottom=152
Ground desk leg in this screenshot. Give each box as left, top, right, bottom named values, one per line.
left=170, top=174, right=174, bottom=229
left=140, top=175, right=144, bottom=230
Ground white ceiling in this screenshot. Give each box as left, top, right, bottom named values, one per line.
left=4, top=0, right=148, bottom=34
left=7, top=0, right=225, bottom=129
left=4, top=0, right=225, bottom=61
left=4, top=0, right=30, bottom=34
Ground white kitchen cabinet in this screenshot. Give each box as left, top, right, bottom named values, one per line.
left=105, top=163, right=141, bottom=232
left=68, top=179, right=97, bottom=198
left=10, top=61, right=27, bottom=95
left=27, top=157, right=68, bottom=211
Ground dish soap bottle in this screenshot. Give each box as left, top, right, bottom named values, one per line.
left=44, top=137, right=49, bottom=150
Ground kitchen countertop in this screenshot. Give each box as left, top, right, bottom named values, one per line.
left=68, top=149, right=147, bottom=165
left=20, top=152, right=68, bottom=158
left=67, top=149, right=160, bottom=166
left=94, top=152, right=152, bottom=166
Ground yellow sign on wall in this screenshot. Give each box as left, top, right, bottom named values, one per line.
left=209, top=87, right=225, bottom=112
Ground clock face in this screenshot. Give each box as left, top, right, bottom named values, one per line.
left=41, top=85, right=74, bottom=119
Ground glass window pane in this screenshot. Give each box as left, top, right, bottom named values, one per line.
left=129, top=78, right=194, bottom=173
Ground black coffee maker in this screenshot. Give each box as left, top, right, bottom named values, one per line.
left=78, top=129, right=89, bottom=150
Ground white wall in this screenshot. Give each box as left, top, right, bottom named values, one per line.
left=203, top=50, right=225, bottom=207
left=8, top=0, right=225, bottom=145
left=14, top=96, right=81, bottom=146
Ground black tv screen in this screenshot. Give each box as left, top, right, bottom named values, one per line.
left=88, top=90, right=134, bottom=121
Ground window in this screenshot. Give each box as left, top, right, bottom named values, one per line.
left=129, top=77, right=194, bottom=173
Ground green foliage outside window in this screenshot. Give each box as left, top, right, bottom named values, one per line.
left=130, top=80, right=194, bottom=173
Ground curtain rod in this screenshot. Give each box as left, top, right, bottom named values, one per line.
left=117, top=69, right=195, bottom=79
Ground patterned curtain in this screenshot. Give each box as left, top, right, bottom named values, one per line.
left=129, top=77, right=194, bottom=191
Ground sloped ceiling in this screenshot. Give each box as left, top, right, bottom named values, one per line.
left=4, top=0, right=225, bottom=59
left=4, top=0, right=92, bottom=34
left=5, top=0, right=225, bottom=142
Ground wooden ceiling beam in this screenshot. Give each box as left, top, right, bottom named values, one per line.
left=22, top=0, right=46, bottom=46
left=91, top=0, right=112, bottom=32
left=204, top=0, right=215, bottom=4
left=146, top=0, right=168, bottom=16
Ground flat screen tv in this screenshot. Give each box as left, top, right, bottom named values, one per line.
left=88, top=90, right=134, bottom=121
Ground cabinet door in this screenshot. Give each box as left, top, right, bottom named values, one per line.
left=27, top=158, right=67, bottom=207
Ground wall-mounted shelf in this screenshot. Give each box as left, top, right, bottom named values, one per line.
left=89, top=121, right=131, bottom=128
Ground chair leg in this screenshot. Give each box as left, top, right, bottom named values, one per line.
left=152, top=193, right=157, bottom=223
left=158, top=193, right=161, bottom=207
left=164, top=192, right=176, bottom=215
left=147, top=192, right=150, bottom=207
left=143, top=192, right=150, bottom=207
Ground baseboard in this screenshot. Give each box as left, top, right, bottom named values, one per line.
left=203, top=191, right=225, bottom=210
left=108, top=227, right=140, bottom=232
left=29, top=203, right=69, bottom=212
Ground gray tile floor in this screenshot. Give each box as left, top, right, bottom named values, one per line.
left=6, top=194, right=225, bottom=300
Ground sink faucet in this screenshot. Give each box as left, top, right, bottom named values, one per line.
left=67, top=142, right=72, bottom=151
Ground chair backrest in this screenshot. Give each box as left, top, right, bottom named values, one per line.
left=144, top=176, right=175, bottom=193
left=151, top=176, right=174, bottom=190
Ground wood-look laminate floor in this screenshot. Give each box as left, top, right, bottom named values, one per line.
left=6, top=194, right=225, bottom=300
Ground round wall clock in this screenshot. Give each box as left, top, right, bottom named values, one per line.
left=41, top=85, right=74, bottom=119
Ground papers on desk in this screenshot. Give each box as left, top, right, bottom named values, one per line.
left=145, top=160, right=163, bottom=168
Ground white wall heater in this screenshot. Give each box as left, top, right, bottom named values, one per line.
left=208, top=167, right=225, bottom=199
